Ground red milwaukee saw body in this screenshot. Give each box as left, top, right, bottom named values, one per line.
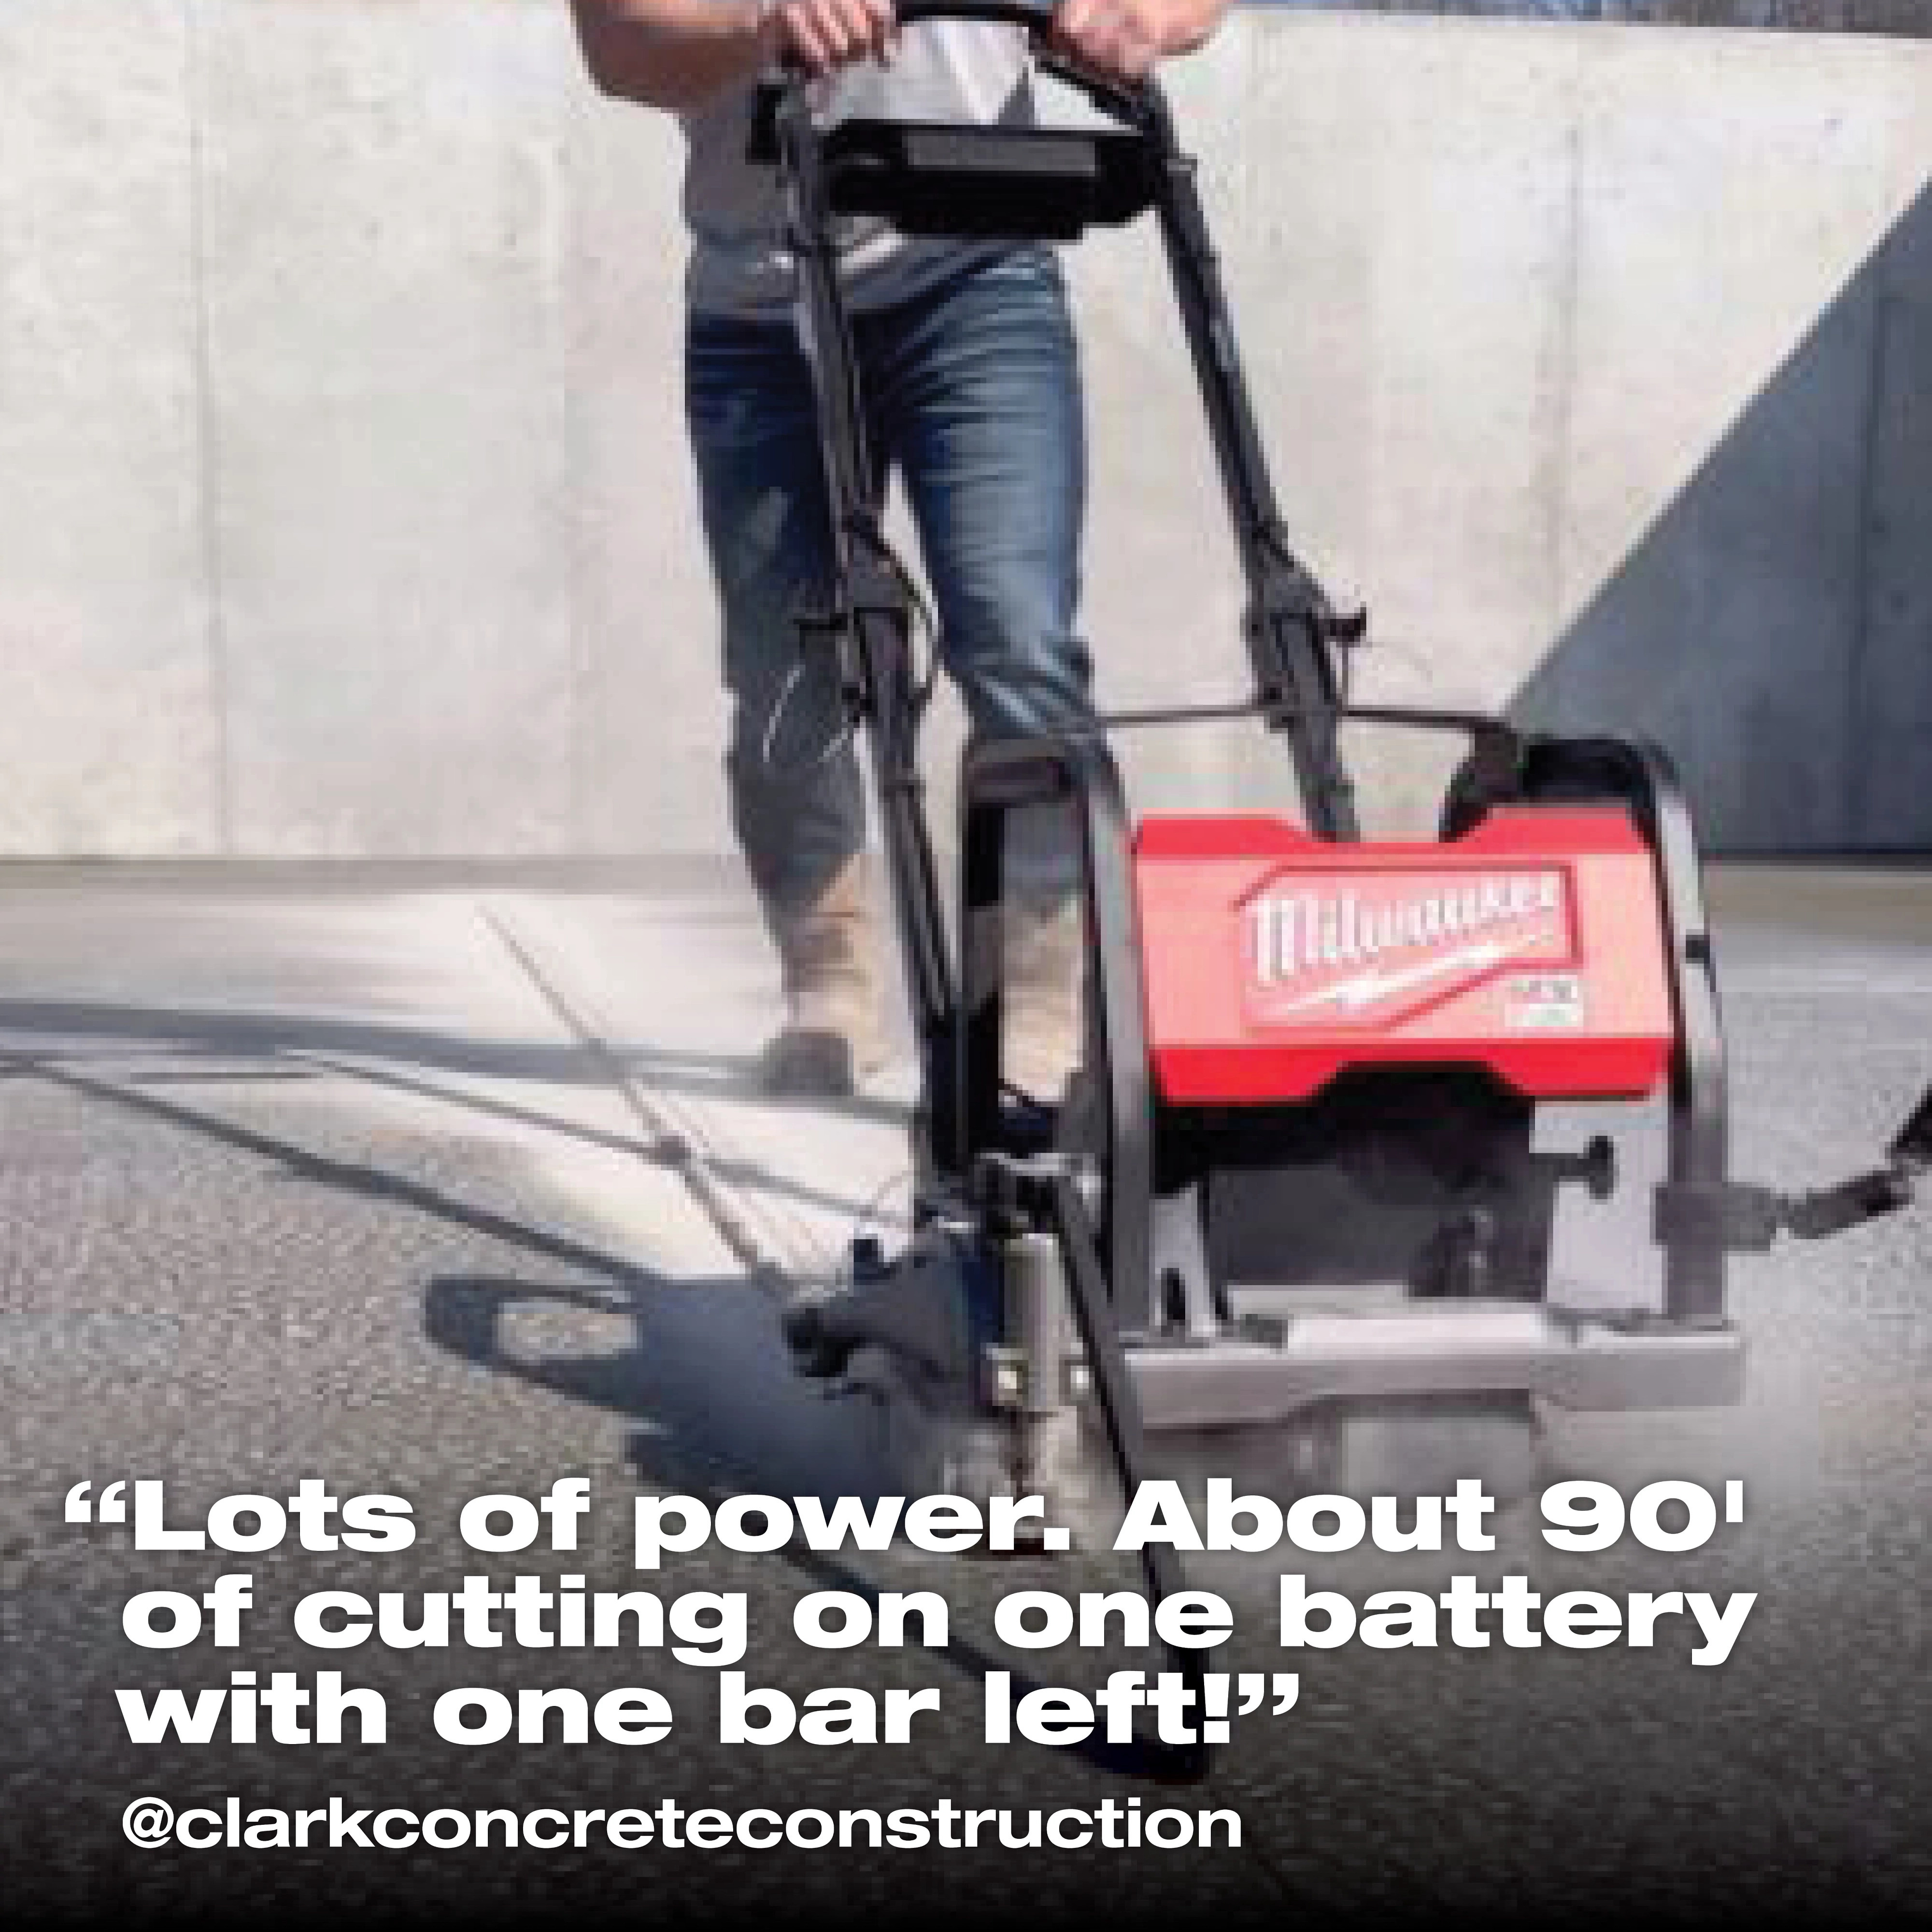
left=1136, top=810, right=1673, bottom=1109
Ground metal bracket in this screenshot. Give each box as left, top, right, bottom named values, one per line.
left=1655, top=1083, right=1928, bottom=1253
left=1652, top=1180, right=1784, bottom=1254
left=967, top=1149, right=1079, bottom=1229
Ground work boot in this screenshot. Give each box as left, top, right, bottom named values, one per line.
left=999, top=891, right=1088, bottom=1109
left=758, top=856, right=889, bottom=1098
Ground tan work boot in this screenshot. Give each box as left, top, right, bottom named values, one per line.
left=999, top=891, right=1088, bottom=1108
left=758, top=855, right=889, bottom=1098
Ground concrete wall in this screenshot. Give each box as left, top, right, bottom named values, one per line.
left=1, top=2, right=1929, bottom=856
left=1332, top=1, right=1930, bottom=28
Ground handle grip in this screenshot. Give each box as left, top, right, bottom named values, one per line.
left=748, top=0, right=1152, bottom=165
left=892, top=0, right=1060, bottom=25
left=891, top=0, right=1154, bottom=124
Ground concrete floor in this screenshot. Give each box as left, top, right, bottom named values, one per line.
left=0, top=859, right=1926, bottom=1927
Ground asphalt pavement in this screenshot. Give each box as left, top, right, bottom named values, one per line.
left=0, top=857, right=1926, bottom=1929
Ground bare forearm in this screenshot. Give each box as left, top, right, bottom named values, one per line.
left=1163, top=0, right=1234, bottom=55
left=570, top=0, right=774, bottom=116
left=1048, top=0, right=1236, bottom=84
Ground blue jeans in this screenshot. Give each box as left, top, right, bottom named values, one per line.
left=684, top=246, right=1092, bottom=918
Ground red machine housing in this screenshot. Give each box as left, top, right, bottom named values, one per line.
left=1132, top=808, right=1676, bottom=1108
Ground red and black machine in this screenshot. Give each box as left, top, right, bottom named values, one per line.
left=766, top=0, right=1931, bottom=1613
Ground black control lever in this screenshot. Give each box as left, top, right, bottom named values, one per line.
left=748, top=81, right=784, bottom=166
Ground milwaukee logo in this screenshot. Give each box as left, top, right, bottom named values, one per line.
left=1250, top=871, right=1564, bottom=990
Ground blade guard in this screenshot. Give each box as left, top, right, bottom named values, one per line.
left=1132, top=809, right=1677, bottom=1107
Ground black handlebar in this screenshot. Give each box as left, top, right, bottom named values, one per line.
left=892, top=0, right=1060, bottom=24
left=755, top=0, right=1151, bottom=139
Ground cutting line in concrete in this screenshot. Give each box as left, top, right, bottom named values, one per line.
left=474, top=901, right=832, bottom=1295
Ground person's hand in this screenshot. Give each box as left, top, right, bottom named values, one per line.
left=759, top=0, right=899, bottom=76
left=1044, top=0, right=1172, bottom=82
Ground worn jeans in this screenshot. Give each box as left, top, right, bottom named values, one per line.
left=684, top=245, right=1092, bottom=919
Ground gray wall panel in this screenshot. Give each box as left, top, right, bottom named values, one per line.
left=0, top=5, right=1928, bottom=854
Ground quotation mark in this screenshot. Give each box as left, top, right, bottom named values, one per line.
left=122, top=1797, right=174, bottom=1847
left=67, top=1481, right=129, bottom=1523
left=1199, top=1672, right=1298, bottom=1742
